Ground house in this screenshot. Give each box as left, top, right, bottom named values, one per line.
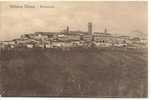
left=13, top=38, right=29, bottom=44
left=58, top=34, right=81, bottom=41
left=63, top=42, right=73, bottom=47
left=51, top=41, right=64, bottom=47
left=21, top=33, right=36, bottom=39
left=26, top=44, right=34, bottom=48
left=113, top=43, right=127, bottom=47
left=0, top=42, right=5, bottom=48
left=25, top=40, right=39, bottom=48
left=93, top=33, right=115, bottom=43
left=51, top=41, right=74, bottom=48
left=2, top=40, right=15, bottom=45
left=93, top=35, right=102, bottom=42
left=0, top=40, right=16, bottom=48
left=92, top=41, right=101, bottom=47
left=72, top=41, right=82, bottom=47
left=45, top=43, right=53, bottom=48
left=82, top=35, right=93, bottom=42
left=93, top=41, right=112, bottom=47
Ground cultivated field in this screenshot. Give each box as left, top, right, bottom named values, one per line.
left=0, top=47, right=148, bottom=97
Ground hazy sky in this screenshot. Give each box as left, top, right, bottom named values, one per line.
left=0, top=1, right=147, bottom=40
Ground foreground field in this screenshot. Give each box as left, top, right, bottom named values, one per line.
left=0, top=47, right=148, bottom=97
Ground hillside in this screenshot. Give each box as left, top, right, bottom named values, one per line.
left=128, top=30, right=147, bottom=39
left=0, top=47, right=148, bottom=97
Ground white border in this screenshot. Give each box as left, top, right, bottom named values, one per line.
left=0, top=0, right=150, bottom=100
left=0, top=0, right=148, bottom=1
left=148, top=0, right=150, bottom=99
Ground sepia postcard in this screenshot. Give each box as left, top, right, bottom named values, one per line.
left=0, top=1, right=148, bottom=98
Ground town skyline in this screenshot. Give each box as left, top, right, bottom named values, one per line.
left=0, top=1, right=147, bottom=41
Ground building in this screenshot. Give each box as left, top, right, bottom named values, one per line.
left=82, top=35, right=93, bottom=42
left=58, top=34, right=81, bottom=41
left=66, top=26, right=69, bottom=34
left=88, top=22, right=92, bottom=35
left=104, top=28, right=107, bottom=34
left=0, top=40, right=16, bottom=48
left=1, top=22, right=143, bottom=49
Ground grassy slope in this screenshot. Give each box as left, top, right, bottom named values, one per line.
left=0, top=48, right=148, bottom=97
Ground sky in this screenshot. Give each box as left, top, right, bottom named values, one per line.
left=0, top=1, right=147, bottom=41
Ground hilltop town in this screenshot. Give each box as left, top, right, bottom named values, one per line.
left=0, top=22, right=148, bottom=97
left=0, top=22, right=147, bottom=49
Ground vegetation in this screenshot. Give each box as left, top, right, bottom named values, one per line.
left=0, top=47, right=148, bottom=97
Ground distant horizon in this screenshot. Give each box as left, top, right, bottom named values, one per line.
left=0, top=25, right=147, bottom=41
left=0, top=1, right=147, bottom=41
left=0, top=29, right=147, bottom=42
